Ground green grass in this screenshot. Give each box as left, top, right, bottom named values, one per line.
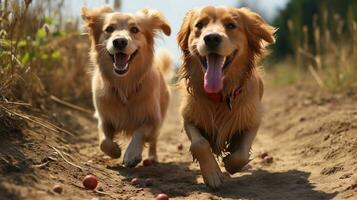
left=270, top=62, right=302, bottom=87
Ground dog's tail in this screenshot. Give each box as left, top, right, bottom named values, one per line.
left=155, top=48, right=173, bottom=82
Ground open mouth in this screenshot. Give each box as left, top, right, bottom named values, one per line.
left=198, top=50, right=237, bottom=93
left=199, top=50, right=237, bottom=71
left=109, top=49, right=139, bottom=76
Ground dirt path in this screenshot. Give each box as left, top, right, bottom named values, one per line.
left=0, top=85, right=356, bottom=200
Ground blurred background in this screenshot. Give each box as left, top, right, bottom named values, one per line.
left=1, top=2, right=356, bottom=199
left=69, top=0, right=289, bottom=65
left=0, top=0, right=356, bottom=108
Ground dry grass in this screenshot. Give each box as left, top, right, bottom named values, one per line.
left=270, top=59, right=302, bottom=87
left=272, top=9, right=357, bottom=91
left=1, top=0, right=354, bottom=110
left=0, top=0, right=92, bottom=107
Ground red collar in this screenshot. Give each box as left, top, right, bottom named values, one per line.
left=206, top=92, right=224, bottom=103
left=206, top=87, right=242, bottom=103
left=205, top=87, right=242, bottom=110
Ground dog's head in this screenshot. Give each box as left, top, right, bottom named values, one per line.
left=178, top=6, right=275, bottom=93
left=81, top=6, right=171, bottom=77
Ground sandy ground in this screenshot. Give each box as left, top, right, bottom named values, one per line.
left=0, top=84, right=356, bottom=200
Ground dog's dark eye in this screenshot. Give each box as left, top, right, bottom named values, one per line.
left=130, top=27, right=140, bottom=34
left=195, top=21, right=204, bottom=30
left=105, top=26, right=114, bottom=33
left=225, top=23, right=237, bottom=30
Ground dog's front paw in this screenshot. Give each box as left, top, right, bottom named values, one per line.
left=199, top=157, right=225, bottom=189
left=123, top=148, right=142, bottom=168
left=223, top=152, right=250, bottom=174
left=100, top=139, right=121, bottom=159
left=201, top=166, right=225, bottom=189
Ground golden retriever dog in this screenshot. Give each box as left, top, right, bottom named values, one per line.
left=177, top=6, right=275, bottom=188
left=81, top=6, right=171, bottom=167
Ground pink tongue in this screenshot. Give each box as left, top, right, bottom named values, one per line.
left=204, top=54, right=224, bottom=93
left=114, top=53, right=129, bottom=69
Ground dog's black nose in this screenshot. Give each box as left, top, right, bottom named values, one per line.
left=204, top=33, right=222, bottom=49
left=113, top=38, right=128, bottom=50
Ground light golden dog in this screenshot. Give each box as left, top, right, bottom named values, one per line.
left=177, top=6, right=275, bottom=188
left=81, top=6, right=171, bottom=167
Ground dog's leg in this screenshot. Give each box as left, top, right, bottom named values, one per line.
left=98, top=121, right=121, bottom=159
left=123, top=125, right=153, bottom=168
left=223, top=127, right=258, bottom=174
left=148, top=129, right=159, bottom=162
left=185, top=122, right=224, bottom=189
left=148, top=139, right=157, bottom=161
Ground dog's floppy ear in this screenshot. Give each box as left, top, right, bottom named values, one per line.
left=138, top=9, right=171, bottom=36
left=81, top=5, right=113, bottom=43
left=177, top=10, right=194, bottom=55
left=237, top=8, right=276, bottom=53
left=81, top=5, right=113, bottom=29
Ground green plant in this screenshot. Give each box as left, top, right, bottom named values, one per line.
left=0, top=0, right=91, bottom=107
left=268, top=0, right=357, bottom=91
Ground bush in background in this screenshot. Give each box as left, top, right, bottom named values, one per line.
left=269, top=0, right=357, bottom=90
left=0, top=0, right=91, bottom=107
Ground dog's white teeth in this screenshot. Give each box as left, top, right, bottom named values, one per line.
left=119, top=64, right=128, bottom=71
left=221, top=57, right=226, bottom=68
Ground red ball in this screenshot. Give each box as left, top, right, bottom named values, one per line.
left=52, top=184, right=63, bottom=194
left=82, top=175, right=98, bottom=190
left=143, top=159, right=153, bottom=167
left=156, top=193, right=169, bottom=200
left=259, top=151, right=269, bottom=159
left=144, top=178, right=153, bottom=186
left=131, top=177, right=141, bottom=186
left=263, top=156, right=273, bottom=163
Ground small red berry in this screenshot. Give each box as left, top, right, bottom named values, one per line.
left=259, top=151, right=268, bottom=159
left=263, top=156, right=273, bottom=163
left=156, top=193, right=169, bottom=200
left=144, top=178, right=153, bottom=186
left=131, top=178, right=141, bottom=186
left=177, top=144, right=183, bottom=151
left=143, top=159, right=152, bottom=167
left=82, top=175, right=98, bottom=190
left=52, top=184, right=63, bottom=194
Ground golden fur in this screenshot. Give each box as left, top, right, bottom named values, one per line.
left=177, top=6, right=275, bottom=188
left=81, top=6, right=172, bottom=167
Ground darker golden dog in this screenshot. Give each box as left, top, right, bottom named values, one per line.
left=81, top=6, right=171, bottom=168
left=177, top=6, right=275, bottom=188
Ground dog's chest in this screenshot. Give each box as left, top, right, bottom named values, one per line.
left=186, top=99, right=260, bottom=135
left=187, top=101, right=261, bottom=154
left=97, top=92, right=160, bottom=131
